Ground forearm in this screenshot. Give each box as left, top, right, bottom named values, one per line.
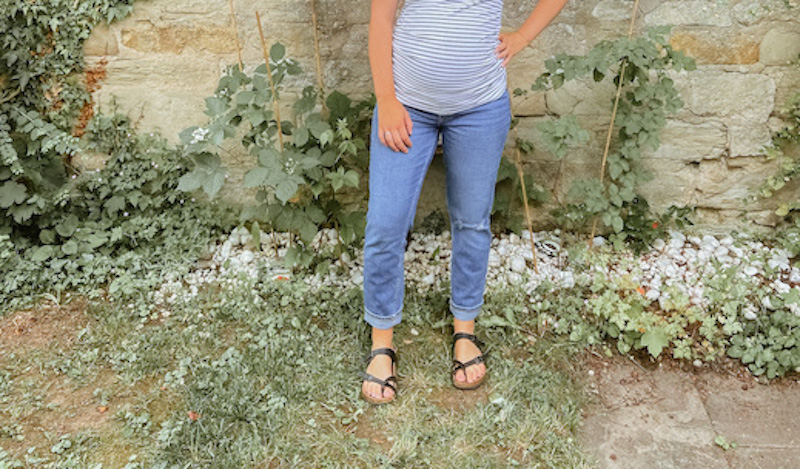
left=369, top=0, right=399, bottom=103
left=517, top=0, right=570, bottom=43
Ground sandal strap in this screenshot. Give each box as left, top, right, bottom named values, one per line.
left=365, top=347, right=397, bottom=365
left=360, top=372, right=397, bottom=394
left=453, top=332, right=484, bottom=348
left=453, top=354, right=485, bottom=373
left=452, top=332, right=488, bottom=374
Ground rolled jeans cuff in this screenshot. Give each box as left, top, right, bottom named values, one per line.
left=364, top=304, right=403, bottom=330
left=450, top=298, right=482, bottom=322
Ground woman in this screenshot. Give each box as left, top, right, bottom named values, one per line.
left=361, top=0, right=569, bottom=404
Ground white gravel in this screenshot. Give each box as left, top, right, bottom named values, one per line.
left=150, top=227, right=800, bottom=320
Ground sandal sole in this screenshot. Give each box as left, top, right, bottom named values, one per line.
left=452, top=372, right=487, bottom=390
left=360, top=389, right=396, bottom=404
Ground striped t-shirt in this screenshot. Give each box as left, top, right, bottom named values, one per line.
left=392, top=0, right=507, bottom=115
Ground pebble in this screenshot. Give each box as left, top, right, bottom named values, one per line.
left=148, top=228, right=800, bottom=333
left=510, top=257, right=526, bottom=273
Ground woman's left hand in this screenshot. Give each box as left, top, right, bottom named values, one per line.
left=496, top=31, right=530, bottom=67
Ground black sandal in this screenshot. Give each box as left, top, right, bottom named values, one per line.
left=452, top=332, right=488, bottom=390
left=360, top=347, right=398, bottom=404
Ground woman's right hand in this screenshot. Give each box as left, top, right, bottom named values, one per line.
left=377, top=98, right=413, bottom=154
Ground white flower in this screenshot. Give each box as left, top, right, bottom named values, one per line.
left=190, top=127, right=210, bottom=144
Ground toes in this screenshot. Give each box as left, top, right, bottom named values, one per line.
left=455, top=369, right=466, bottom=383
left=476, top=364, right=485, bottom=381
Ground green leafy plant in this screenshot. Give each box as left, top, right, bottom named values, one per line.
left=752, top=69, right=800, bottom=256
left=0, top=0, right=135, bottom=229
left=177, top=45, right=372, bottom=269
left=1, top=108, right=235, bottom=314
left=522, top=25, right=696, bottom=250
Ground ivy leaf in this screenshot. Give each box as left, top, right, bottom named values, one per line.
left=31, top=245, right=54, bottom=262
left=343, top=169, right=360, bottom=189
left=55, top=214, right=79, bottom=237
left=105, top=195, right=126, bottom=215
left=61, top=240, right=78, bottom=256
left=0, top=181, right=27, bottom=208
left=640, top=329, right=669, bottom=357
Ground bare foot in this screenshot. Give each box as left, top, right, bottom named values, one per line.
left=453, top=336, right=486, bottom=385
left=362, top=346, right=396, bottom=401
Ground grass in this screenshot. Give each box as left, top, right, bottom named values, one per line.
left=0, top=266, right=595, bottom=468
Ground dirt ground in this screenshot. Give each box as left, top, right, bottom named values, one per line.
left=0, top=299, right=145, bottom=465
left=4, top=302, right=800, bottom=468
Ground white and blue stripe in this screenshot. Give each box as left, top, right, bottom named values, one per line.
left=392, top=0, right=507, bottom=115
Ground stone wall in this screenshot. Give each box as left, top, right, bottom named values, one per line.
left=83, top=0, right=800, bottom=232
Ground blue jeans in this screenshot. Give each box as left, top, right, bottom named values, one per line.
left=362, top=90, right=512, bottom=330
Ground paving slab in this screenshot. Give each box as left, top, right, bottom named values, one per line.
left=695, top=370, right=800, bottom=469
left=580, top=357, right=728, bottom=468
left=579, top=355, right=800, bottom=468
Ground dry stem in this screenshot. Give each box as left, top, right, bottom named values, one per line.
left=588, top=0, right=641, bottom=246
left=255, top=10, right=284, bottom=151
left=228, top=0, right=243, bottom=71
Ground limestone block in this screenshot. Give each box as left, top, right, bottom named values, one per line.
left=552, top=160, right=600, bottom=203
left=773, top=67, right=800, bottom=110
left=90, top=55, right=223, bottom=142
left=692, top=207, right=778, bottom=232
left=313, top=0, right=370, bottom=26
left=592, top=0, right=635, bottom=21
left=682, top=71, right=775, bottom=122
left=727, top=119, right=772, bottom=157
left=84, top=25, right=119, bottom=56
left=545, top=77, right=617, bottom=116
left=591, top=0, right=661, bottom=21
left=511, top=91, right=547, bottom=117
left=732, top=0, right=798, bottom=26
left=504, top=0, right=580, bottom=28
left=539, top=23, right=591, bottom=56
left=652, top=120, right=728, bottom=162
left=317, top=24, right=371, bottom=95
left=743, top=209, right=783, bottom=227
left=693, top=157, right=777, bottom=209
left=507, top=46, right=549, bottom=115
left=760, top=29, right=800, bottom=65
left=121, top=21, right=237, bottom=54
left=638, top=158, right=699, bottom=210
left=645, top=1, right=733, bottom=27
left=669, top=31, right=759, bottom=65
